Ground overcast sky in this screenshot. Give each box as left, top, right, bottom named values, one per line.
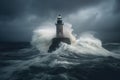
left=0, top=0, right=120, bottom=42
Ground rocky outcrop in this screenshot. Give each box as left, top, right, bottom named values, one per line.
left=48, top=38, right=71, bottom=52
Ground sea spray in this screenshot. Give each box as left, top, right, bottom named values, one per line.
left=31, top=23, right=120, bottom=58
left=31, top=23, right=76, bottom=52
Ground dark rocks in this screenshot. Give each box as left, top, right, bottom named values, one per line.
left=48, top=37, right=71, bottom=52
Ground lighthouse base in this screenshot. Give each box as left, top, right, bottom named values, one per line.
left=48, top=37, right=71, bottom=52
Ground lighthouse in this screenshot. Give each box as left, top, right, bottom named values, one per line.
left=48, top=14, right=71, bottom=52
left=56, top=15, right=64, bottom=38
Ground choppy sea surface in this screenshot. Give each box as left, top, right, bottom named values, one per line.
left=0, top=42, right=120, bottom=80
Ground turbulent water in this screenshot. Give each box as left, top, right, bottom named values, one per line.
left=0, top=23, right=120, bottom=80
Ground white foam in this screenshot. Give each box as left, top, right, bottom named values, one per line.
left=31, top=23, right=120, bottom=58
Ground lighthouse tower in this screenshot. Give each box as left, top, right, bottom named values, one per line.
left=48, top=14, right=71, bottom=52
left=56, top=15, right=64, bottom=38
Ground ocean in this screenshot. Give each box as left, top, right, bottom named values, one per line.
left=0, top=42, right=120, bottom=80
left=0, top=23, right=120, bottom=80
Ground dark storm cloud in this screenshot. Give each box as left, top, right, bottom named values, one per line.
left=114, top=0, right=120, bottom=14
left=0, top=0, right=30, bottom=21
left=0, top=0, right=120, bottom=42
left=28, top=0, right=104, bottom=16
left=0, top=0, right=104, bottom=21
